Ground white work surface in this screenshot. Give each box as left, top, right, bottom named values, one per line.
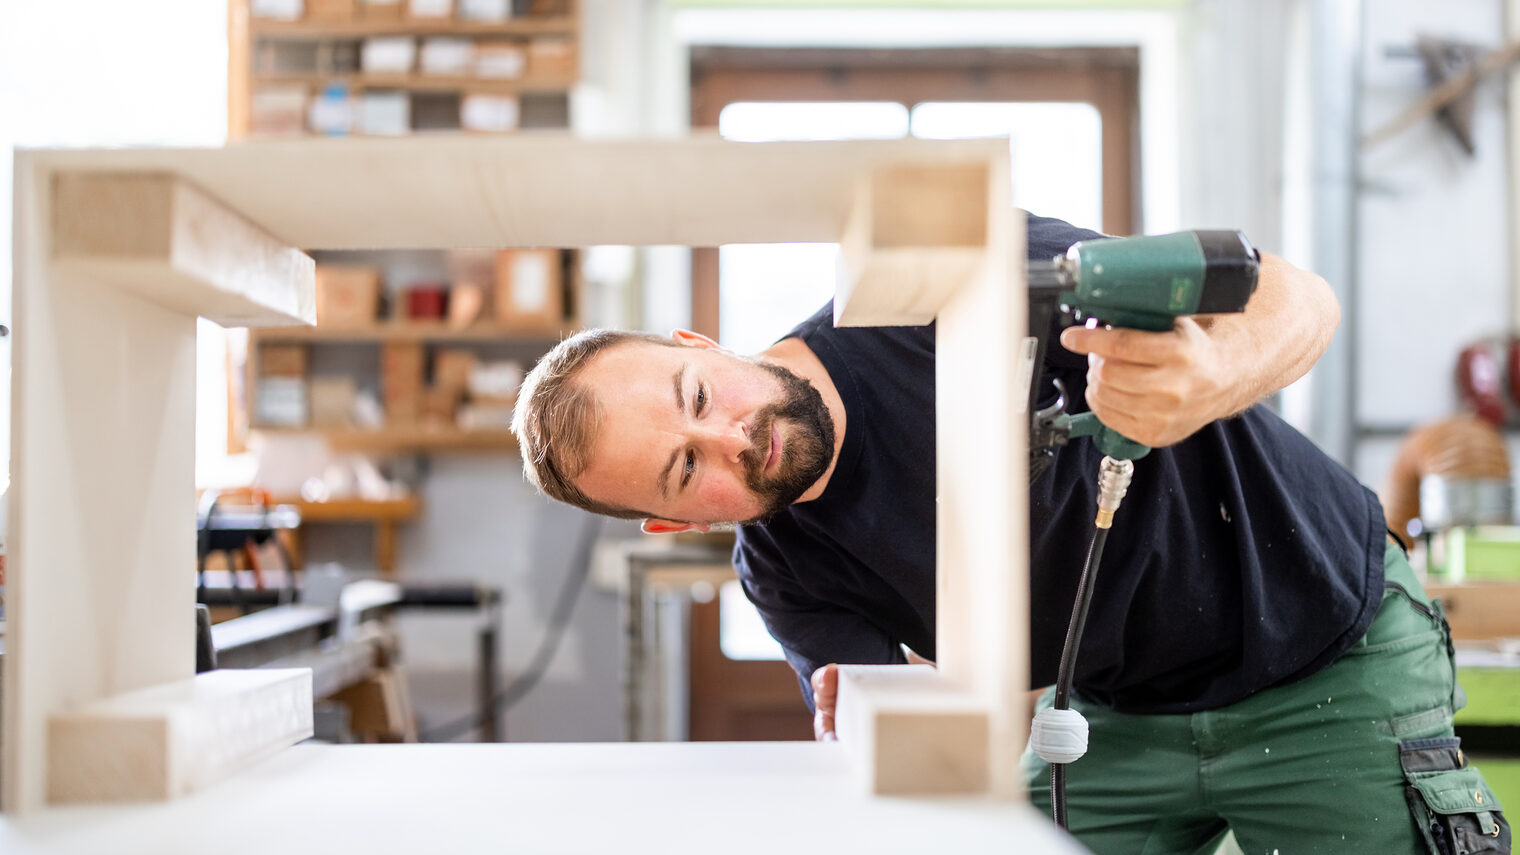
left=0, top=742, right=1083, bottom=854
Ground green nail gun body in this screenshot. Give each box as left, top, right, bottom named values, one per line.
left=1027, top=229, right=1261, bottom=475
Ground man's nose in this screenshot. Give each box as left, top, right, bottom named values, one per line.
left=697, top=422, right=749, bottom=463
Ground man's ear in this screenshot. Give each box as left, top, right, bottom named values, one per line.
left=670, top=329, right=725, bottom=351
left=642, top=518, right=709, bottom=535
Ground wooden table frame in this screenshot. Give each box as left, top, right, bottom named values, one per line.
left=1, top=136, right=1074, bottom=853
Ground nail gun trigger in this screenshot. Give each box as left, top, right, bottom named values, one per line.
left=1030, top=379, right=1072, bottom=470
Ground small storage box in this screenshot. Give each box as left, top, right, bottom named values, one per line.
left=315, top=265, right=381, bottom=326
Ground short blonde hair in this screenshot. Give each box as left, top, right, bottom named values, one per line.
left=511, top=329, right=680, bottom=519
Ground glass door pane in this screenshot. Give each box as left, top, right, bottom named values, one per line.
left=716, top=101, right=908, bottom=355
left=912, top=101, right=1103, bottom=232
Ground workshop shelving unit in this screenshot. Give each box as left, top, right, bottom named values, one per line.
left=228, top=1, right=583, bottom=457
left=229, top=0, right=580, bottom=139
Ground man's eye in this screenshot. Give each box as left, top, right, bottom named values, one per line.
left=683, top=450, right=696, bottom=480
left=695, top=385, right=707, bottom=415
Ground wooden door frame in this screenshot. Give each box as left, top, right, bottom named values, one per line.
left=688, top=46, right=1139, bottom=339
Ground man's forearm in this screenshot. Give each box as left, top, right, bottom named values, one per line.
left=1196, top=251, right=1340, bottom=416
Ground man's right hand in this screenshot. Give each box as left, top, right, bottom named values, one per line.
left=811, top=663, right=839, bottom=742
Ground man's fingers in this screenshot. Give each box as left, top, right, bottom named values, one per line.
left=814, top=710, right=837, bottom=742
left=811, top=664, right=840, bottom=742
left=811, top=663, right=838, bottom=702
left=1060, top=325, right=1173, bottom=366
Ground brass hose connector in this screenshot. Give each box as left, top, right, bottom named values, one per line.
left=1095, top=456, right=1134, bottom=529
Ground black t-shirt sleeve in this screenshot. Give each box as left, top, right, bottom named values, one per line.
left=735, top=533, right=906, bottom=712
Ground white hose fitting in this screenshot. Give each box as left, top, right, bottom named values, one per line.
left=1030, top=707, right=1089, bottom=764
left=1095, top=456, right=1135, bottom=529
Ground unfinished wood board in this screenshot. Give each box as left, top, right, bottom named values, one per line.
left=3, top=152, right=314, bottom=814
left=6, top=137, right=1034, bottom=820
left=836, top=163, right=991, bottom=327
left=48, top=669, right=313, bottom=803
left=941, top=183, right=1029, bottom=800
left=30, top=137, right=1007, bottom=249
left=0, top=743, right=1088, bottom=854
left=51, top=172, right=315, bottom=328
left=833, top=665, right=989, bottom=795
left=831, top=151, right=1029, bottom=799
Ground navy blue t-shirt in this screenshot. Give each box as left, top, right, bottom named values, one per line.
left=733, top=214, right=1385, bottom=715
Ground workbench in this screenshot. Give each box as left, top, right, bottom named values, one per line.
left=0, top=742, right=1075, bottom=854
left=612, top=539, right=738, bottom=741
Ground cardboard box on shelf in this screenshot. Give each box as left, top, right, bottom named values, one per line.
left=259, top=343, right=309, bottom=378
left=382, top=342, right=425, bottom=425
left=433, top=349, right=478, bottom=395
left=304, top=0, right=357, bottom=20
left=252, top=0, right=304, bottom=20
left=468, top=361, right=524, bottom=400
left=315, top=265, right=381, bottom=326
left=525, top=0, right=570, bottom=15
left=361, top=37, right=417, bottom=74
left=422, top=387, right=461, bottom=425
left=360, top=0, right=403, bottom=19
left=255, top=377, right=309, bottom=427
left=527, top=38, right=575, bottom=79
left=460, top=0, right=510, bottom=21
left=250, top=86, right=308, bottom=137
left=473, top=42, right=526, bottom=79
left=458, top=398, right=515, bottom=432
left=494, top=249, right=562, bottom=330
left=406, top=0, right=453, bottom=19
left=460, top=93, right=519, bottom=132
left=420, top=38, right=474, bottom=76
left=359, top=91, right=410, bottom=136
left=309, top=376, right=358, bottom=427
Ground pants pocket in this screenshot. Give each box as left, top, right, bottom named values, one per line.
left=1400, top=737, right=1510, bottom=854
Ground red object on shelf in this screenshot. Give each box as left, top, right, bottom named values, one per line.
left=1457, top=341, right=1505, bottom=425
left=405, top=285, right=448, bottom=320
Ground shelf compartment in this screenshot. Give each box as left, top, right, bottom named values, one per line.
left=250, top=16, right=576, bottom=39
left=254, top=426, right=518, bottom=452
left=253, top=321, right=569, bottom=342
left=253, top=72, right=576, bottom=94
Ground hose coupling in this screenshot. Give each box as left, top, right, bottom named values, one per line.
left=1094, top=456, right=1134, bottom=529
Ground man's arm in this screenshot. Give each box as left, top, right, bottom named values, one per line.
left=1057, top=251, right=1339, bottom=448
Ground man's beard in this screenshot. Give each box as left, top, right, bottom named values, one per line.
left=737, top=358, right=836, bottom=524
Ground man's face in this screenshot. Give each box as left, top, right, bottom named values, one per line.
left=572, top=339, right=835, bottom=526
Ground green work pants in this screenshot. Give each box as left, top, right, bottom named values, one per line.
left=1024, top=544, right=1510, bottom=854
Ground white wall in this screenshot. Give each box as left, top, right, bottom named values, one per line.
left=1353, top=0, right=1514, bottom=490
left=0, top=0, right=230, bottom=510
